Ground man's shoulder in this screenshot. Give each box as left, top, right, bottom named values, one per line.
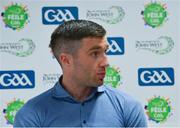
left=103, top=85, right=140, bottom=105
left=14, top=85, right=55, bottom=126
left=103, top=85, right=131, bottom=98
left=22, top=86, right=54, bottom=111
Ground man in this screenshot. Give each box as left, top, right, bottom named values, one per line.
left=14, top=20, right=147, bottom=127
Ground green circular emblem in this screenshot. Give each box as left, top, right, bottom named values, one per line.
left=3, top=99, right=25, bottom=124
left=104, top=66, right=121, bottom=88
left=155, top=36, right=174, bottom=55
left=16, top=38, right=36, bottom=57
left=145, top=97, right=171, bottom=123
left=2, top=3, right=29, bottom=30
left=105, top=6, right=125, bottom=24
left=142, top=3, right=167, bottom=28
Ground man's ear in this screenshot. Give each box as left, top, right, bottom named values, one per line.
left=59, top=53, right=73, bottom=67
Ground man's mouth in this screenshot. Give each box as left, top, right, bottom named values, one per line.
left=97, top=67, right=106, bottom=81
left=97, top=72, right=106, bottom=80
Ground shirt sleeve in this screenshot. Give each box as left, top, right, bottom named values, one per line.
left=124, top=99, right=148, bottom=127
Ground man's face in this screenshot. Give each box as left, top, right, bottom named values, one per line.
left=71, top=37, right=109, bottom=87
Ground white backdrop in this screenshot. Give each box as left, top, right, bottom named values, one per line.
left=0, top=0, right=180, bottom=127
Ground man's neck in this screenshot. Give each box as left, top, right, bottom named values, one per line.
left=60, top=76, right=94, bottom=102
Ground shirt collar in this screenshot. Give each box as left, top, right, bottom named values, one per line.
left=52, top=81, right=70, bottom=98
left=52, top=76, right=106, bottom=99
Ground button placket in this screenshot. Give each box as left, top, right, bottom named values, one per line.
left=80, top=102, right=87, bottom=126
left=81, top=102, right=85, bottom=106
left=83, top=120, right=86, bottom=124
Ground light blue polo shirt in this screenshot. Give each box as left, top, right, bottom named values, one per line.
left=14, top=80, right=147, bottom=127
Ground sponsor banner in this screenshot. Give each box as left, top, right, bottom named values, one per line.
left=3, top=99, right=25, bottom=125
left=145, top=96, right=172, bottom=123
left=42, top=73, right=60, bottom=86
left=42, top=7, right=78, bottom=25
left=0, top=38, right=35, bottom=57
left=86, top=6, right=125, bottom=24
left=1, top=3, right=29, bottom=30
left=135, top=36, right=174, bottom=55
left=141, top=1, right=168, bottom=28
left=107, top=37, right=124, bottom=55
left=0, top=0, right=179, bottom=127
left=104, top=66, right=122, bottom=88
left=0, top=70, right=35, bottom=89
left=138, top=67, right=174, bottom=86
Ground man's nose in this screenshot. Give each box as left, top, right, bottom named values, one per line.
left=100, top=54, right=109, bottom=67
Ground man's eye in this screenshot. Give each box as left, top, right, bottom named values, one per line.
left=92, top=52, right=99, bottom=57
left=93, top=52, right=98, bottom=56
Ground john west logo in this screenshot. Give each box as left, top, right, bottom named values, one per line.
left=106, top=37, right=124, bottom=55
left=42, top=7, right=78, bottom=25
left=42, top=73, right=60, bottom=86
left=136, top=36, right=174, bottom=55
left=0, top=70, right=35, bottom=89
left=138, top=68, right=174, bottom=86
left=0, top=38, right=35, bottom=57
left=86, top=6, right=125, bottom=24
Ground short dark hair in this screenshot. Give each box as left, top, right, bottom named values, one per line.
left=49, top=20, right=106, bottom=62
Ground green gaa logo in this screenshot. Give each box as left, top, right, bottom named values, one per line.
left=104, top=66, right=122, bottom=88
left=141, top=2, right=168, bottom=28
left=1, top=3, right=29, bottom=30
left=3, top=99, right=25, bottom=125
left=145, top=96, right=172, bottom=123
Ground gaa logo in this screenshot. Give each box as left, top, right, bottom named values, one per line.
left=42, top=7, right=78, bottom=25
left=138, top=67, right=174, bottom=86
left=106, top=37, right=124, bottom=55
left=0, top=70, right=35, bottom=89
